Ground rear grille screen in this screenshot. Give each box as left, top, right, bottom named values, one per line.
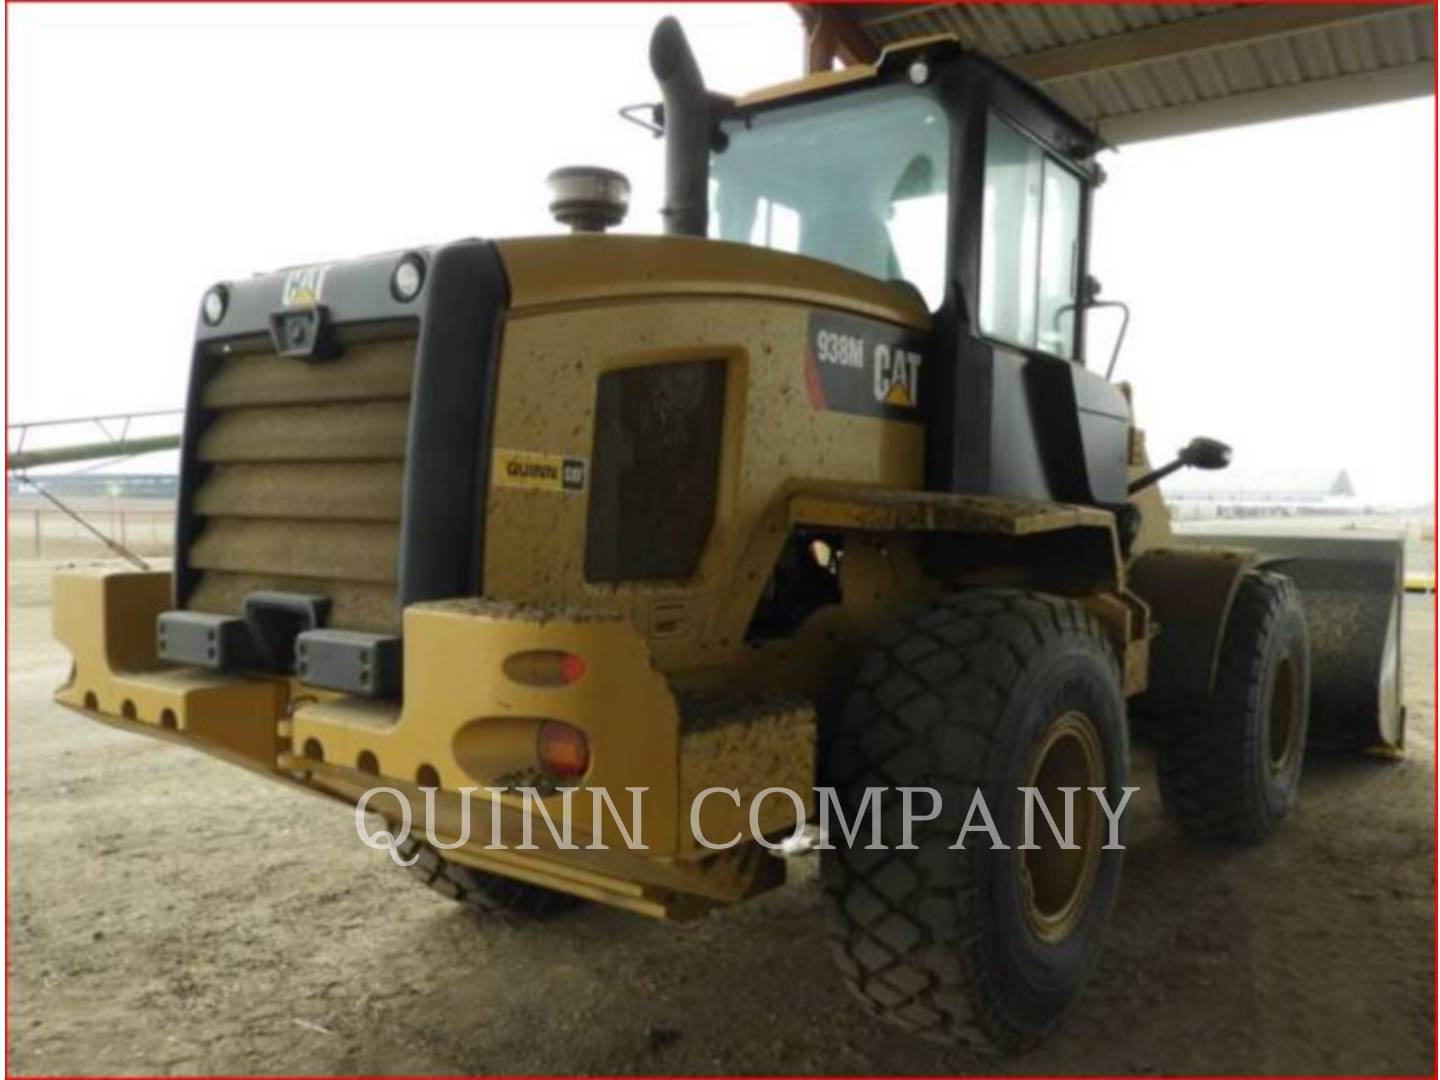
left=185, top=335, right=416, bottom=634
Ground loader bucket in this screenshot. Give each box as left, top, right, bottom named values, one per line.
left=1179, top=529, right=1406, bottom=751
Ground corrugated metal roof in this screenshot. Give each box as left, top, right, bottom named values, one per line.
left=826, top=3, right=1434, bottom=143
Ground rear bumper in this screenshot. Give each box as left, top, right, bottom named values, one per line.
left=52, top=569, right=816, bottom=917
left=53, top=570, right=285, bottom=766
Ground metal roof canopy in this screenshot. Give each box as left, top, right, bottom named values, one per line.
left=796, top=3, right=1435, bottom=144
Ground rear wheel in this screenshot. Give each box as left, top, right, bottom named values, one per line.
left=1157, top=570, right=1310, bottom=843
left=395, top=836, right=584, bottom=918
left=821, top=590, right=1129, bottom=1052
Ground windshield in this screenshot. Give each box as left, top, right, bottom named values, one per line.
left=711, top=87, right=951, bottom=309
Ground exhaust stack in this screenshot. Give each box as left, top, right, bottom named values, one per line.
left=650, top=17, right=710, bottom=238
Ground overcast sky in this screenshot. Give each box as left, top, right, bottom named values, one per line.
left=10, top=3, right=1434, bottom=504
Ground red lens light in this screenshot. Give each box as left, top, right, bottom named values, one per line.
left=504, top=650, right=587, bottom=687
left=537, top=721, right=590, bottom=778
left=559, top=653, right=587, bottom=685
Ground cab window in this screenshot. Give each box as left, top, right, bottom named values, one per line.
left=711, top=88, right=952, bottom=310
left=980, top=114, right=1083, bottom=358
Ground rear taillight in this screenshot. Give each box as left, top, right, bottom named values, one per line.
left=537, top=721, right=590, bottom=779
left=504, top=650, right=587, bottom=687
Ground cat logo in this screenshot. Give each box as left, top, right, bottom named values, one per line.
left=280, top=265, right=329, bottom=308
left=874, top=345, right=922, bottom=409
left=805, top=311, right=928, bottom=425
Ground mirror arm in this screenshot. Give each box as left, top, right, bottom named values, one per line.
left=1127, top=457, right=1185, bottom=495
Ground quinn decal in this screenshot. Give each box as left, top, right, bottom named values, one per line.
left=493, top=449, right=588, bottom=494
left=280, top=265, right=330, bottom=308
left=805, top=311, right=928, bottom=422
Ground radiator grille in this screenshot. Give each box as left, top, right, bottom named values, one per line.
left=185, top=336, right=416, bottom=634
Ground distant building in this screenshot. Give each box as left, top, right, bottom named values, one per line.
left=1164, top=467, right=1360, bottom=518
left=8, top=472, right=178, bottom=500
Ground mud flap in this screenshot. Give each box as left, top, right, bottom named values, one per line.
left=1182, top=531, right=1406, bottom=751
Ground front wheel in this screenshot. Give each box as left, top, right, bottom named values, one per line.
left=821, top=590, right=1130, bottom=1053
left=1158, top=569, right=1310, bottom=843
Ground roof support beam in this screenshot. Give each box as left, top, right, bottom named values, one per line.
left=1098, top=59, right=1435, bottom=144
left=805, top=17, right=839, bottom=75
left=1013, top=4, right=1416, bottom=85
left=795, top=3, right=881, bottom=72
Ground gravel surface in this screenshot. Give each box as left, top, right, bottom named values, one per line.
left=7, top=558, right=1433, bottom=1075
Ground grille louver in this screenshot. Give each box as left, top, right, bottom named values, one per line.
left=185, top=336, right=416, bottom=634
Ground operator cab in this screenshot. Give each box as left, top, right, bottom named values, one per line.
left=645, top=22, right=1131, bottom=511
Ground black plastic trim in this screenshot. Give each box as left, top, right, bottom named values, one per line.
left=297, top=629, right=402, bottom=698
left=156, top=611, right=254, bottom=670
left=174, top=239, right=510, bottom=616
left=397, top=240, right=509, bottom=606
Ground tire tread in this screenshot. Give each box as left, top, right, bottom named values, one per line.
left=1157, top=569, right=1307, bottom=843
left=823, top=589, right=1120, bottom=1052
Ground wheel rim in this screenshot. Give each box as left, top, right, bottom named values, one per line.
left=1267, top=655, right=1301, bottom=775
left=1021, top=710, right=1106, bottom=945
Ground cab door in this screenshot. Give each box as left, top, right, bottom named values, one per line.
left=935, top=103, right=1129, bottom=507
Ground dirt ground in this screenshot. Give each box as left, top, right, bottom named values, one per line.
left=6, top=557, right=1434, bottom=1076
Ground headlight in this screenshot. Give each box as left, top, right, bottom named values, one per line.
left=391, top=254, right=425, bottom=302
left=201, top=285, right=228, bottom=326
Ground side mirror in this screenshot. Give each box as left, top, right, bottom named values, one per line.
left=1178, top=436, right=1231, bottom=471
left=1128, top=435, right=1232, bottom=495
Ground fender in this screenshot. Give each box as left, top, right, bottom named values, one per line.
left=787, top=484, right=1151, bottom=694
left=1127, top=545, right=1258, bottom=710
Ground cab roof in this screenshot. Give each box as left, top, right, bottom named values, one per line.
left=733, top=33, right=1107, bottom=154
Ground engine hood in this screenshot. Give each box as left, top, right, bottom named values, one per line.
left=494, top=234, right=931, bottom=331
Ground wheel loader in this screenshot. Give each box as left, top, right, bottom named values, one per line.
left=50, top=17, right=1408, bottom=1053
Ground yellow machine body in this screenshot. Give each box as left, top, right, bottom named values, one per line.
left=51, top=234, right=1168, bottom=918
left=50, top=35, right=1405, bottom=923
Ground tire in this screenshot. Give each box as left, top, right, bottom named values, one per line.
left=1157, top=569, right=1310, bottom=843
left=821, top=590, right=1130, bottom=1053
left=395, top=836, right=584, bottom=918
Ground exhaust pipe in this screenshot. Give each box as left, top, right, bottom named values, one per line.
left=650, top=16, right=710, bottom=237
